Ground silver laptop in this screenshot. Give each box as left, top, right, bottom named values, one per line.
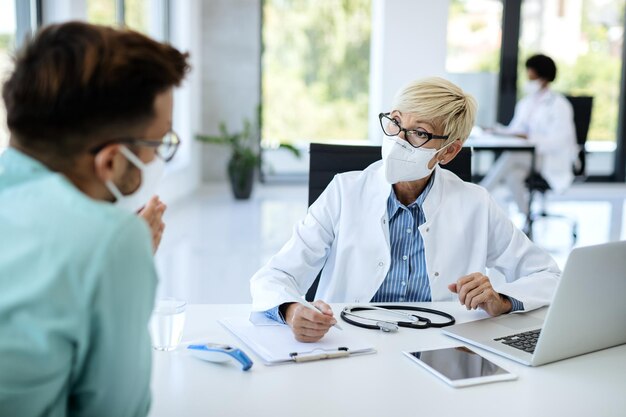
left=443, top=241, right=626, bottom=366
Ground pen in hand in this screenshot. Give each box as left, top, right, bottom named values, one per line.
left=298, top=299, right=343, bottom=331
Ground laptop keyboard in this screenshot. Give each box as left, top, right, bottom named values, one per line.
left=494, top=329, right=542, bottom=354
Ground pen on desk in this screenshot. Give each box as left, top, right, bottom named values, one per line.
left=297, top=299, right=343, bottom=330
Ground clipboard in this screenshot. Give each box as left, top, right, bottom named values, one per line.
left=219, top=316, right=376, bottom=365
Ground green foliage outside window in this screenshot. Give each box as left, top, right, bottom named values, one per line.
left=87, top=0, right=117, bottom=26
left=518, top=0, right=624, bottom=143
left=262, top=0, right=371, bottom=144
left=0, top=33, right=14, bottom=148
left=0, top=33, right=13, bottom=50
left=549, top=53, right=621, bottom=142
left=125, top=0, right=148, bottom=34
left=87, top=0, right=148, bottom=34
left=450, top=0, right=622, bottom=143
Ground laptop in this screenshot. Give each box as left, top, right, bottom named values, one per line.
left=443, top=241, right=626, bottom=366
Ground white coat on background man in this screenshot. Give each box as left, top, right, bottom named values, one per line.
left=251, top=77, right=560, bottom=343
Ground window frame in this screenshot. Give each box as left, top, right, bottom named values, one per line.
left=14, top=0, right=42, bottom=48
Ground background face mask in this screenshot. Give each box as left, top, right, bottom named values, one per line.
left=524, top=79, right=542, bottom=96
left=381, top=136, right=442, bottom=183
left=105, top=146, right=165, bottom=212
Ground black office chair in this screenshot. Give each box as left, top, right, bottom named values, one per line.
left=305, top=143, right=472, bottom=301
left=525, top=95, right=593, bottom=243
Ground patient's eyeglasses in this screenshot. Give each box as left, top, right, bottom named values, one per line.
left=90, top=130, right=181, bottom=162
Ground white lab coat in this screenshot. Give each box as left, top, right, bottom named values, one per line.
left=250, top=162, right=560, bottom=314
left=502, top=89, right=578, bottom=192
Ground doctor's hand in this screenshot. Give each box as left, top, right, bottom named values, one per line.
left=138, top=196, right=167, bottom=254
left=448, top=273, right=512, bottom=317
left=283, top=300, right=337, bottom=343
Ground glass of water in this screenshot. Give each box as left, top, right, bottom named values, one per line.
left=149, top=298, right=187, bottom=351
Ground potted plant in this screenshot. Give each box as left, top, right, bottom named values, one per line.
left=196, top=117, right=300, bottom=200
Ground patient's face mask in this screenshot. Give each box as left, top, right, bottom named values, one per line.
left=381, top=136, right=453, bottom=184
left=105, top=146, right=165, bottom=212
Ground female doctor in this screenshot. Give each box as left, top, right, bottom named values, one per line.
left=250, top=77, right=560, bottom=342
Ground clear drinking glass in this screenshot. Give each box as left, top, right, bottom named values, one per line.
left=149, top=298, right=187, bottom=351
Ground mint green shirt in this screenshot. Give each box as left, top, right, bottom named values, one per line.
left=0, top=148, right=157, bottom=417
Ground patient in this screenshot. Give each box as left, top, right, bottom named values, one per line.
left=0, top=22, right=189, bottom=415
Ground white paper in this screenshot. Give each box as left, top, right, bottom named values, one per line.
left=220, top=316, right=376, bottom=365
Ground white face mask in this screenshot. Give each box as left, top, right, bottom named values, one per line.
left=105, top=146, right=165, bottom=212
left=381, top=136, right=453, bottom=184
left=524, top=79, right=542, bottom=96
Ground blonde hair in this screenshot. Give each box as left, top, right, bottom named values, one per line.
left=391, top=77, right=477, bottom=145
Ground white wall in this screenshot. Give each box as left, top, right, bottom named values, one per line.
left=158, top=0, right=202, bottom=203
left=199, top=0, right=261, bottom=182
left=368, top=0, right=450, bottom=143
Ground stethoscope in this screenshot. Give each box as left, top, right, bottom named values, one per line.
left=340, top=305, right=455, bottom=332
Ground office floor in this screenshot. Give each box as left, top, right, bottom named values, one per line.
left=154, top=182, right=626, bottom=304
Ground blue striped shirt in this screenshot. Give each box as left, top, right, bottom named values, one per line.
left=371, top=176, right=435, bottom=302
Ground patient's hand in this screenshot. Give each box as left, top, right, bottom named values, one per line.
left=448, top=273, right=512, bottom=316
left=138, top=196, right=166, bottom=253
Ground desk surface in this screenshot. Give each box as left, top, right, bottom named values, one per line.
left=149, top=303, right=626, bottom=417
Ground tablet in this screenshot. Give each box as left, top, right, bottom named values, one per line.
left=403, top=346, right=517, bottom=387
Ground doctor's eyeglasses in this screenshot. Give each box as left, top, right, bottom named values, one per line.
left=90, top=130, right=181, bottom=162
left=379, top=112, right=449, bottom=149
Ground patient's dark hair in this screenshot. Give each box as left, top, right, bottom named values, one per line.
left=2, top=21, right=190, bottom=156
left=525, top=54, right=557, bottom=82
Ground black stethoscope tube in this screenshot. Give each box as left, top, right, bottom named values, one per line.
left=340, top=305, right=455, bottom=331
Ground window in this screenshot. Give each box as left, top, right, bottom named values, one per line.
left=87, top=0, right=183, bottom=174
left=519, top=0, right=624, bottom=149
left=87, top=0, right=118, bottom=26
left=128, top=0, right=171, bottom=42
left=447, top=0, right=503, bottom=73
left=446, top=0, right=503, bottom=127
left=261, top=0, right=371, bottom=146
left=0, top=0, right=16, bottom=149
left=124, top=0, right=149, bottom=33
left=87, top=0, right=152, bottom=35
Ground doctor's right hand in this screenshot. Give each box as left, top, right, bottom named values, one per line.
left=283, top=300, right=337, bottom=343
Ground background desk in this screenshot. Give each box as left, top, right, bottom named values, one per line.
left=465, top=134, right=537, bottom=184
left=465, top=135, right=536, bottom=231
left=149, top=303, right=626, bottom=417
left=466, top=134, right=536, bottom=152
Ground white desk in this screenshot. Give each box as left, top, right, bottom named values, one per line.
left=466, top=134, right=536, bottom=151
left=149, top=303, right=626, bottom=417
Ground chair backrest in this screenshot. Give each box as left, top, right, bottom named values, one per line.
left=304, top=143, right=472, bottom=301
left=308, top=143, right=472, bottom=206
left=564, top=95, right=593, bottom=176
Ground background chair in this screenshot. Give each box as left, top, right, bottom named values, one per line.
left=305, top=143, right=472, bottom=301
left=525, top=95, right=593, bottom=243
